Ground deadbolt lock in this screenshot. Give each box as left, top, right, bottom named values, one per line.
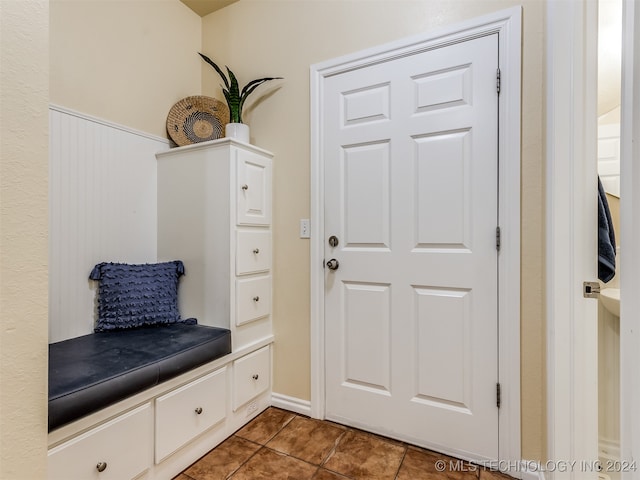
left=328, top=235, right=339, bottom=247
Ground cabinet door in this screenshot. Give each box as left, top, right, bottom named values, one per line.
left=233, top=346, right=271, bottom=410
left=236, top=230, right=271, bottom=275
left=236, top=275, right=271, bottom=326
left=155, top=367, right=227, bottom=463
left=48, top=404, right=152, bottom=480
left=236, top=149, right=272, bottom=226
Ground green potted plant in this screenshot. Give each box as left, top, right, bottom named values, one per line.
left=199, top=52, right=282, bottom=143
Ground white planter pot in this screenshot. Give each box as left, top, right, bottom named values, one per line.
left=225, top=123, right=250, bottom=143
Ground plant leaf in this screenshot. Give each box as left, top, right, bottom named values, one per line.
left=220, top=88, right=239, bottom=123
left=222, top=88, right=232, bottom=106
left=227, top=68, right=241, bottom=98
left=239, top=77, right=282, bottom=115
left=199, top=53, right=283, bottom=124
left=226, top=68, right=242, bottom=122
left=240, top=77, right=283, bottom=98
left=198, top=52, right=230, bottom=90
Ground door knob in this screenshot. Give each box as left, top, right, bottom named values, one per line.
left=326, top=259, right=339, bottom=270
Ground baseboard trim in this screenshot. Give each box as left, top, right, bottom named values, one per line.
left=518, top=461, right=546, bottom=480
left=599, top=438, right=621, bottom=461
left=478, top=460, right=544, bottom=480
left=271, top=392, right=312, bottom=416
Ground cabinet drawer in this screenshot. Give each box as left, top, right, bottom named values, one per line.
left=233, top=346, right=270, bottom=410
left=48, top=404, right=152, bottom=480
left=236, top=149, right=272, bottom=226
left=236, top=230, right=271, bottom=275
left=155, top=367, right=227, bottom=463
left=236, top=276, right=271, bottom=326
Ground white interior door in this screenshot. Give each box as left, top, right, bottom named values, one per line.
left=323, top=33, right=500, bottom=460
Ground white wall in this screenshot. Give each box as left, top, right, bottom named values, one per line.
left=49, top=106, right=167, bottom=342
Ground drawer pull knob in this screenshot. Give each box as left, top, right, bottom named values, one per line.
left=253, top=296, right=260, bottom=302
left=253, top=248, right=260, bottom=254
left=252, top=374, right=259, bottom=380
left=96, top=462, right=107, bottom=473
left=195, top=407, right=203, bottom=415
left=241, top=184, right=249, bottom=191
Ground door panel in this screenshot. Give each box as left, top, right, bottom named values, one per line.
left=413, top=64, right=471, bottom=112
left=414, top=286, right=472, bottom=410
left=342, top=83, right=391, bottom=125
left=342, top=142, right=391, bottom=248
left=343, top=282, right=391, bottom=394
left=415, top=131, right=471, bottom=248
left=324, top=34, right=499, bottom=459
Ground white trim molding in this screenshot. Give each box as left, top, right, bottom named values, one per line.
left=620, top=1, right=640, bottom=478
left=271, top=393, right=311, bottom=417
left=519, top=461, right=547, bottom=480
left=310, top=6, right=521, bottom=465
left=49, top=104, right=170, bottom=145
left=545, top=1, right=600, bottom=480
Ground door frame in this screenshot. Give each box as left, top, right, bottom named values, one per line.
left=545, top=2, right=600, bottom=479
left=620, top=0, right=640, bottom=476
left=310, top=6, right=522, bottom=464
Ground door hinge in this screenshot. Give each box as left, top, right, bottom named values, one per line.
left=496, top=68, right=501, bottom=95
left=496, top=382, right=501, bottom=409
left=583, top=281, right=601, bottom=298
left=496, top=226, right=501, bottom=251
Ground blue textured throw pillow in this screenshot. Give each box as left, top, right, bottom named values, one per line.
left=89, top=261, right=194, bottom=331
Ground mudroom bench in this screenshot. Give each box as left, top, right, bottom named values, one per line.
left=47, top=326, right=273, bottom=480
left=48, top=323, right=232, bottom=431
left=47, top=139, right=275, bottom=479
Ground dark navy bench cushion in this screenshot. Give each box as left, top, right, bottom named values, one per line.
left=48, top=324, right=231, bottom=431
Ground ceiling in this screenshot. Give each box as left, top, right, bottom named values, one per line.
left=180, top=0, right=239, bottom=17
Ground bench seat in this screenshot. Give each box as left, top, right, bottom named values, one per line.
left=48, top=324, right=231, bottom=431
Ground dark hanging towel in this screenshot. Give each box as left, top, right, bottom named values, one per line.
left=598, top=177, right=617, bottom=283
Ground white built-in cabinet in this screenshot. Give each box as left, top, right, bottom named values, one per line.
left=47, top=139, right=274, bottom=479
left=156, top=138, right=273, bottom=352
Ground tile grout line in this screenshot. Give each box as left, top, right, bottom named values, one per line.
left=224, top=436, right=263, bottom=479
left=178, top=473, right=197, bottom=480
left=393, top=445, right=409, bottom=480
left=319, top=429, right=348, bottom=468
left=264, top=411, right=357, bottom=479
left=227, top=408, right=299, bottom=479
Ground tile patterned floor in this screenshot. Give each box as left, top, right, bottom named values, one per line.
left=175, top=407, right=514, bottom=480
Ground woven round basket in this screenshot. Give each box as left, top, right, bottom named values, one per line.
left=166, top=96, right=230, bottom=146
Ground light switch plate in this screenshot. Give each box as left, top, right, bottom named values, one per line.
left=300, top=219, right=310, bottom=238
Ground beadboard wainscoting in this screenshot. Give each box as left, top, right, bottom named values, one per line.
left=49, top=105, right=169, bottom=342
